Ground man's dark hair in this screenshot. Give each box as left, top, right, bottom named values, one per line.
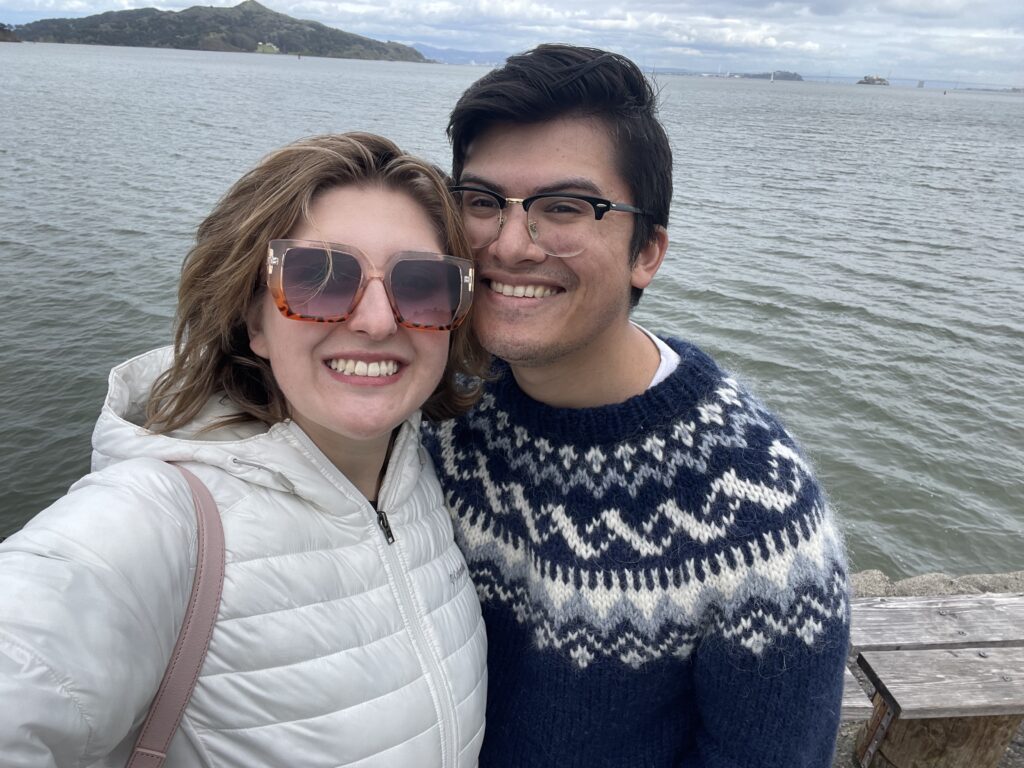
left=448, top=43, right=672, bottom=306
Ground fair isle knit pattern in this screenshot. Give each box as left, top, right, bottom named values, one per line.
left=424, top=337, right=850, bottom=768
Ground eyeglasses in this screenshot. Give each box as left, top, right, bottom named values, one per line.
left=450, top=185, right=650, bottom=258
left=266, top=239, right=474, bottom=331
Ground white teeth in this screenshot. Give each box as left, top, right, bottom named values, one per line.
left=328, top=359, right=399, bottom=377
left=490, top=280, right=556, bottom=298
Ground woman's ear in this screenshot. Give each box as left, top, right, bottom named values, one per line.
left=247, top=296, right=269, bottom=359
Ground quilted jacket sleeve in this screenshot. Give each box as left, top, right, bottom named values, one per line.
left=0, top=459, right=198, bottom=767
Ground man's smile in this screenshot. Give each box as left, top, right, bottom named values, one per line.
left=487, top=279, right=562, bottom=299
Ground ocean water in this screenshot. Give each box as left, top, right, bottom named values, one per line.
left=1, top=43, right=1021, bottom=578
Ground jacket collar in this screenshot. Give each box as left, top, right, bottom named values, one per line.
left=90, top=347, right=424, bottom=506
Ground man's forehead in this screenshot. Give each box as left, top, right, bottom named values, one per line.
left=460, top=116, right=626, bottom=196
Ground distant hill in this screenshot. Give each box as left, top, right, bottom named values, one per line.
left=412, top=43, right=509, bottom=66
left=743, top=70, right=803, bottom=81
left=0, top=23, right=21, bottom=42
left=14, top=0, right=426, bottom=61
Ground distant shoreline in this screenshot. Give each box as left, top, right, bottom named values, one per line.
left=0, top=23, right=21, bottom=42
left=11, top=0, right=427, bottom=62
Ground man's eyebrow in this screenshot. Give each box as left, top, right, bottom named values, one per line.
left=533, top=177, right=604, bottom=196
left=457, top=173, right=605, bottom=198
left=457, top=172, right=504, bottom=194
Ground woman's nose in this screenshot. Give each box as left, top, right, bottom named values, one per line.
left=345, top=279, right=398, bottom=338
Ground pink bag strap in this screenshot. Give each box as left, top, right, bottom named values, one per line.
left=127, top=465, right=225, bottom=768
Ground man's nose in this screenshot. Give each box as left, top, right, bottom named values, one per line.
left=490, top=205, right=547, bottom=265
left=346, top=279, right=398, bottom=338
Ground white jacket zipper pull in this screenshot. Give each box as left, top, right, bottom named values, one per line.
left=376, top=509, right=395, bottom=544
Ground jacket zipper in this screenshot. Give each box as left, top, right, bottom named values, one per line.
left=278, top=422, right=458, bottom=765
left=376, top=508, right=395, bottom=544
left=375, top=476, right=458, bottom=768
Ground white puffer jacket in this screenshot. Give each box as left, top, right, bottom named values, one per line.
left=0, top=348, right=486, bottom=767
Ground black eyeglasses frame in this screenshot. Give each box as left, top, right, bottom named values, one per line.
left=450, top=185, right=650, bottom=221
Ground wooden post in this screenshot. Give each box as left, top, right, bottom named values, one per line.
left=854, top=692, right=895, bottom=767
left=856, top=713, right=1022, bottom=768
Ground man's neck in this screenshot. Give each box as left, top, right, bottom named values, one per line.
left=509, top=323, right=661, bottom=409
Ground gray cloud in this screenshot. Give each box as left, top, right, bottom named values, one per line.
left=2, top=0, right=1021, bottom=85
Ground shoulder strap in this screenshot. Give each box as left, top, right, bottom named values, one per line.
left=127, top=465, right=225, bottom=768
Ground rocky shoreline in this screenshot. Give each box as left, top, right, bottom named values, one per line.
left=833, top=570, right=1024, bottom=767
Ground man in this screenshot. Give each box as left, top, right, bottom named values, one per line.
left=424, top=44, right=850, bottom=767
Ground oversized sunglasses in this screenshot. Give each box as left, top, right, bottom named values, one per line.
left=266, top=239, right=474, bottom=331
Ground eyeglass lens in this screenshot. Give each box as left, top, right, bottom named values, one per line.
left=279, top=246, right=462, bottom=328
left=457, top=190, right=589, bottom=257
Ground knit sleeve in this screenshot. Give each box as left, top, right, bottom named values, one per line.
left=688, top=438, right=850, bottom=768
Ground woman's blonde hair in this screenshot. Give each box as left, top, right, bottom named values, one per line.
left=146, top=132, right=488, bottom=433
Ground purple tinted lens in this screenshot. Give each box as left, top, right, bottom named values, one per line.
left=391, top=259, right=460, bottom=327
left=281, top=247, right=361, bottom=320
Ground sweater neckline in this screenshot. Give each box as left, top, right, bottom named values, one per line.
left=485, top=337, right=725, bottom=445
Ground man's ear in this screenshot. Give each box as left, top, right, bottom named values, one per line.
left=630, top=225, right=668, bottom=290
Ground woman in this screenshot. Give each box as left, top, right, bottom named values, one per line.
left=0, top=133, right=489, bottom=767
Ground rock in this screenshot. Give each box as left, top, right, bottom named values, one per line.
left=958, top=571, right=1024, bottom=593
left=891, top=572, right=981, bottom=596
left=850, top=569, right=893, bottom=597
left=850, top=570, right=1024, bottom=599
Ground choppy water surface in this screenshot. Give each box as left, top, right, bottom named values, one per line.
left=1, top=43, right=1021, bottom=577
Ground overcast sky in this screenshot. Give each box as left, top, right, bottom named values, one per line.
left=3, top=0, right=1022, bottom=86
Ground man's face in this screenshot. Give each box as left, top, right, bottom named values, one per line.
left=459, top=116, right=658, bottom=371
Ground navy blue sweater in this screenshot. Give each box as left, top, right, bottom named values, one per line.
left=424, top=338, right=850, bottom=768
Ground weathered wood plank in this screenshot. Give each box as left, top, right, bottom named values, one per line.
left=842, top=667, right=874, bottom=720
left=850, top=593, right=1024, bottom=652
left=870, top=714, right=1024, bottom=768
left=857, top=647, right=1024, bottom=719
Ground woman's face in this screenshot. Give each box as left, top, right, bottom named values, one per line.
left=249, top=185, right=450, bottom=449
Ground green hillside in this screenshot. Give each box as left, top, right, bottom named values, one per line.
left=15, top=0, right=426, bottom=61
